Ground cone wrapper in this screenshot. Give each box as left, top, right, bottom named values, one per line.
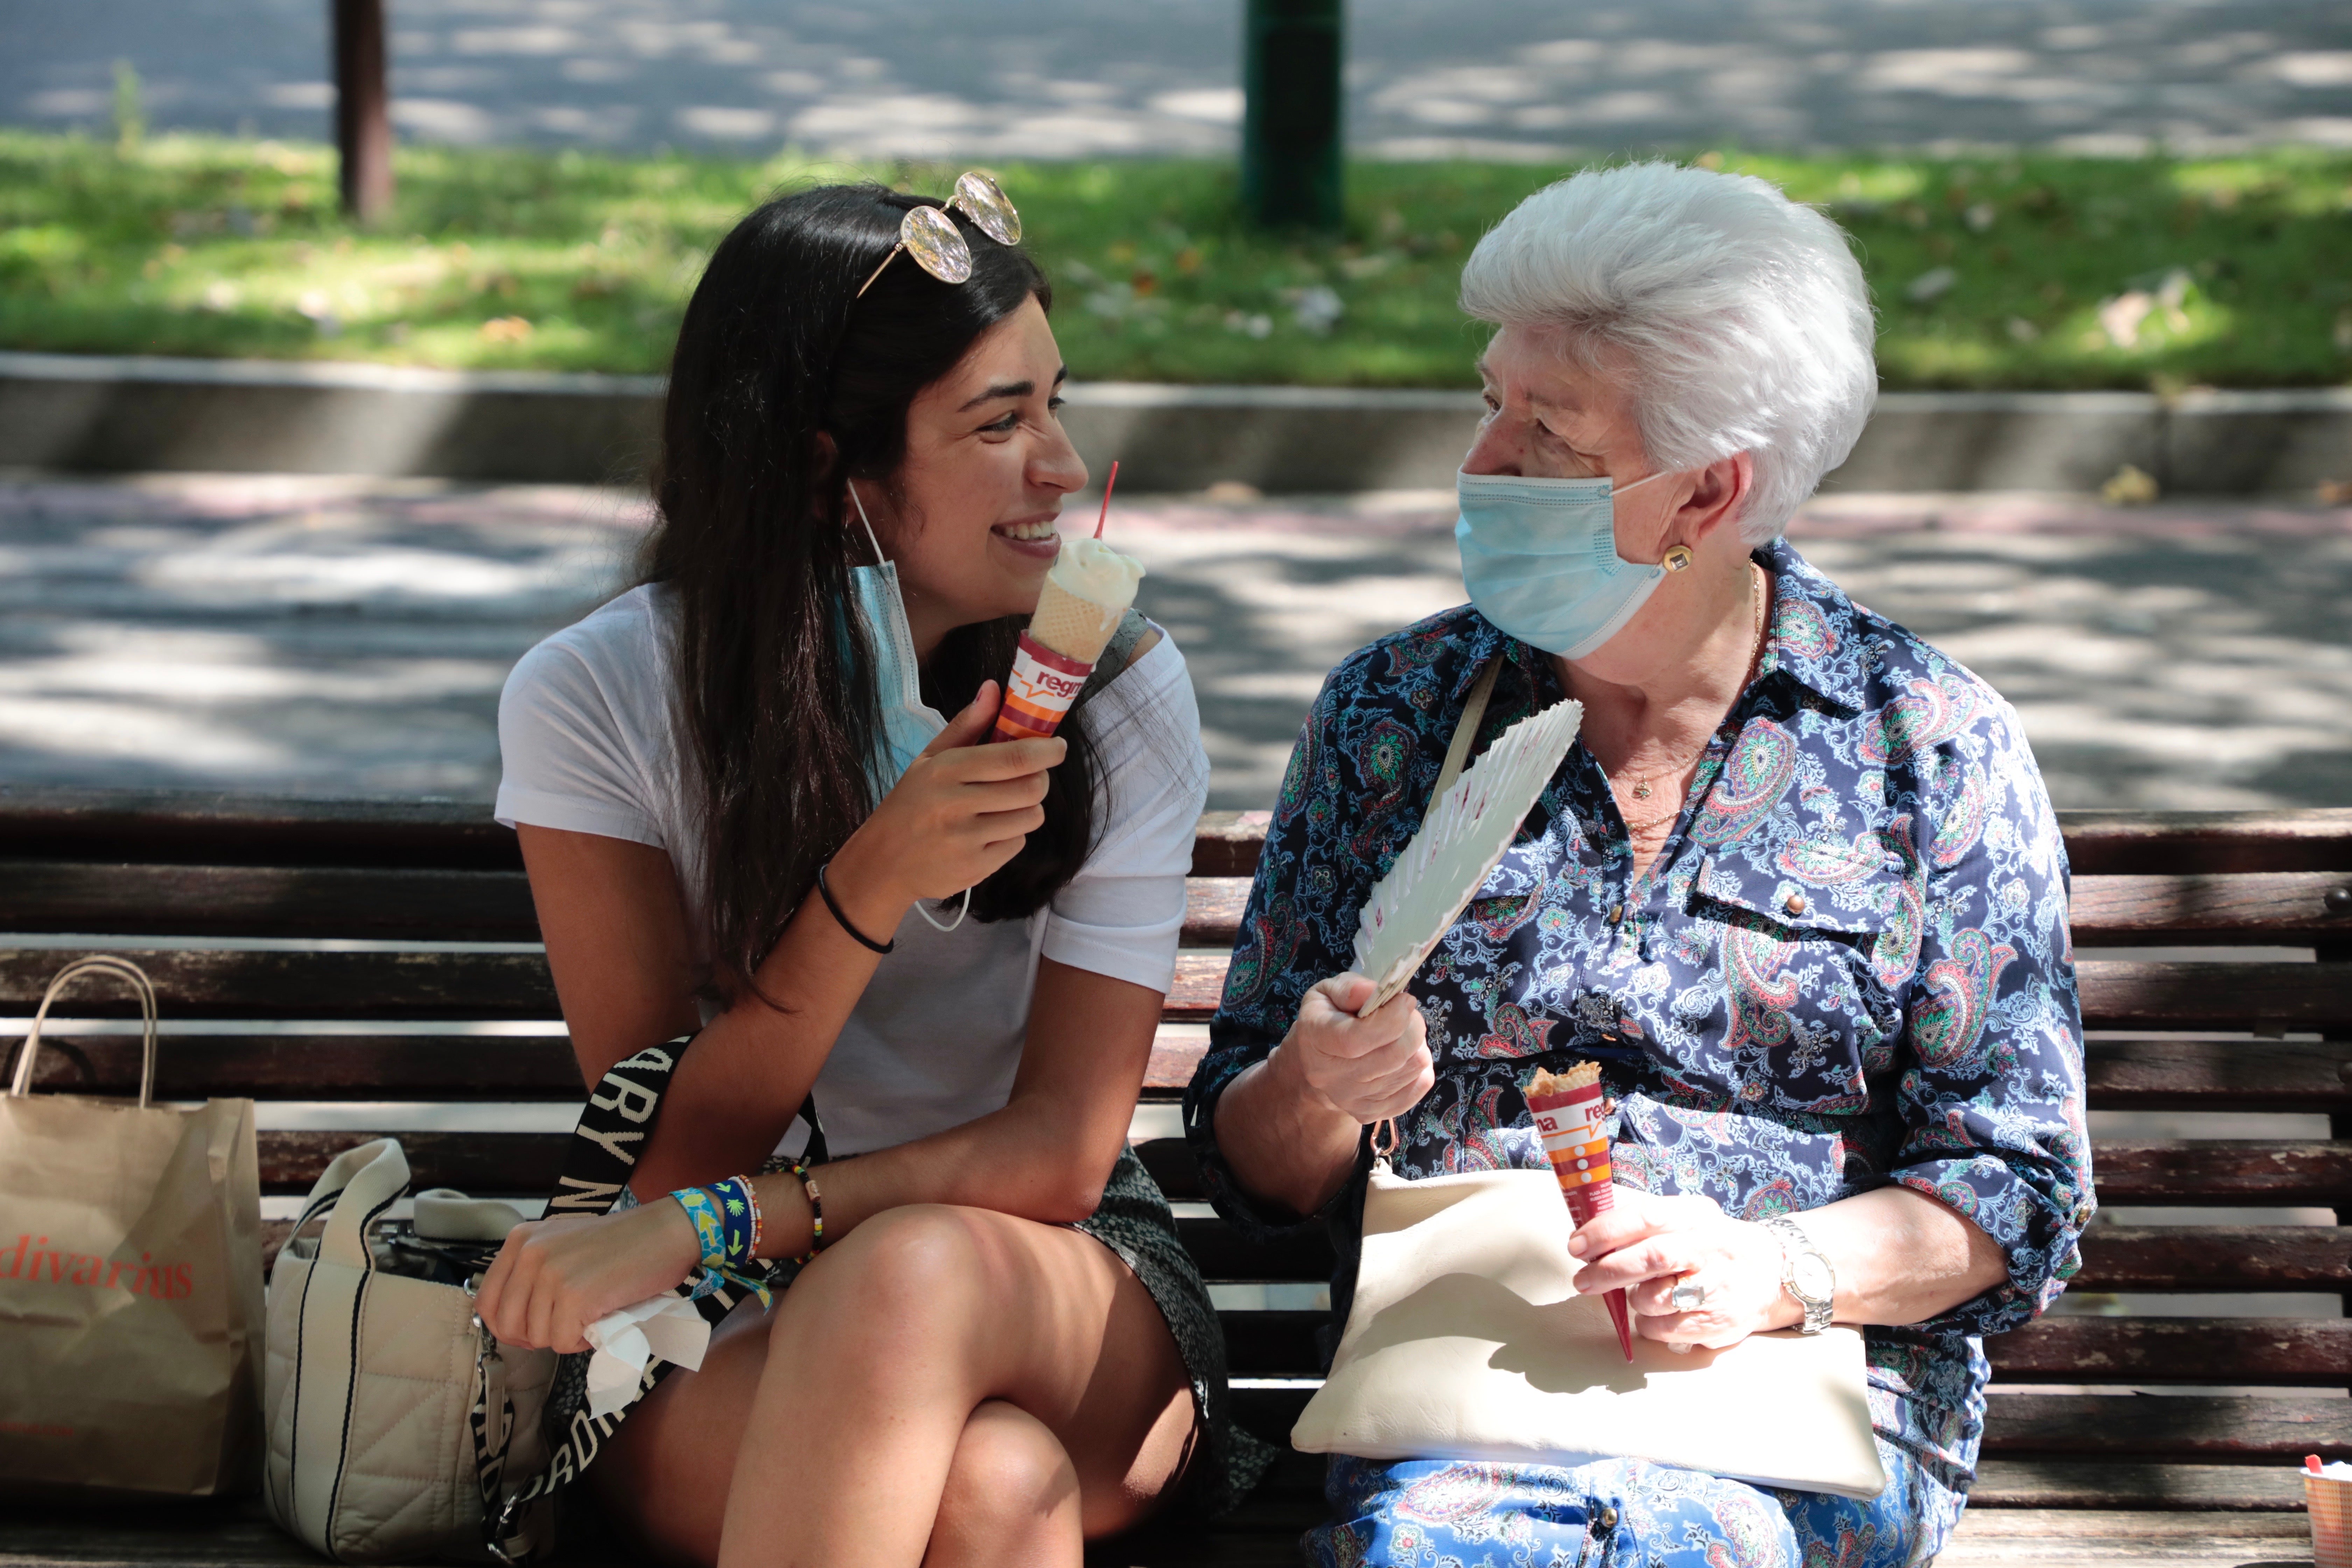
left=1526, top=1074, right=1636, bottom=1363
left=2311, top=1472, right=2352, bottom=1568
left=990, top=631, right=1098, bottom=743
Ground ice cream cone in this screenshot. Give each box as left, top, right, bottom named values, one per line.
left=1527, top=1063, right=1635, bottom=1364
left=1028, top=575, right=1125, bottom=664
left=989, top=534, right=1145, bottom=744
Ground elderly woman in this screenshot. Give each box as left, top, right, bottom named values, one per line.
left=1184, top=163, right=2093, bottom=1566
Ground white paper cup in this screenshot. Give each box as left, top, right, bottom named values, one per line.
left=2308, top=1470, right=2352, bottom=1568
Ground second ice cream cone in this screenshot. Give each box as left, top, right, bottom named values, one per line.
left=1527, top=1063, right=1635, bottom=1363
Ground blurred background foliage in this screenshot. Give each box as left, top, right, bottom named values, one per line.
left=2, top=130, right=2347, bottom=390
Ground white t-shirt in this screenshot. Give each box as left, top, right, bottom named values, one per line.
left=494, top=583, right=1208, bottom=1157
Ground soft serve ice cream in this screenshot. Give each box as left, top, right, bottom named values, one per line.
left=989, top=533, right=1147, bottom=743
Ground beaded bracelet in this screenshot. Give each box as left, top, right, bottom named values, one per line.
left=785, top=1156, right=826, bottom=1263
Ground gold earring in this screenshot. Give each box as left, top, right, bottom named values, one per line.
left=1661, top=545, right=1694, bottom=573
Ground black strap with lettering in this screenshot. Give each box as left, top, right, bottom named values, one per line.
left=477, top=1036, right=810, bottom=1563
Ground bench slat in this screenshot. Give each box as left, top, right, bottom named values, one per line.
left=1966, top=1460, right=2306, bottom=1511
left=1979, top=1394, right=2352, bottom=1458
left=1180, top=1221, right=2352, bottom=1293
left=0, top=863, right=1264, bottom=949
left=2071, top=1226, right=2352, bottom=1291
left=1139, top=1137, right=2352, bottom=1208
left=2057, top=807, right=2352, bottom=877
left=0, top=862, right=541, bottom=940
left=9, top=950, right=2346, bottom=1035
left=1218, top=1310, right=2352, bottom=1384
left=0, top=947, right=561, bottom=1019
left=246, top=1128, right=2352, bottom=1214
left=0, top=788, right=521, bottom=870
left=13, top=864, right=2350, bottom=951
left=4, top=794, right=2345, bottom=878
left=14, top=1031, right=2349, bottom=1116
left=15, top=1026, right=1208, bottom=1100
left=2084, top=1038, right=2352, bottom=1114
left=2069, top=872, right=2352, bottom=946
left=1233, top=1388, right=2352, bottom=1462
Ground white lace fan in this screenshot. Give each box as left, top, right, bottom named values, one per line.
left=1351, top=696, right=1584, bottom=1016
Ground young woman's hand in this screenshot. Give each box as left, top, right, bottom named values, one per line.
left=1271, top=973, right=1435, bottom=1125
left=1566, top=1188, right=1797, bottom=1350
left=474, top=1200, right=703, bottom=1354
left=831, top=681, right=1064, bottom=914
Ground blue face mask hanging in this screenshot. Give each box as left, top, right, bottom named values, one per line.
left=846, top=483, right=968, bottom=933
left=1455, top=467, right=1673, bottom=660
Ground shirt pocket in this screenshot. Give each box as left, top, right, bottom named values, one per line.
left=1680, top=851, right=1910, bottom=1116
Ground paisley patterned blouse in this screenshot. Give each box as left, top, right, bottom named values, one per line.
left=1184, top=538, right=2094, bottom=1497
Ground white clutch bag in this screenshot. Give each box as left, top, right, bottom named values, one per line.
left=1290, top=1164, right=1890, bottom=1501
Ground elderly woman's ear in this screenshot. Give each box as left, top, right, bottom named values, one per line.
left=1625, top=451, right=1756, bottom=571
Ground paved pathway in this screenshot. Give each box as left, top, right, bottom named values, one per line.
left=2, top=474, right=2346, bottom=813
left=7, top=0, right=2350, bottom=157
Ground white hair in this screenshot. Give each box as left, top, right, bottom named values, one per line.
left=1458, top=161, right=1877, bottom=544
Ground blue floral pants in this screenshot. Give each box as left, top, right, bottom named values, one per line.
left=1308, top=1442, right=1963, bottom=1568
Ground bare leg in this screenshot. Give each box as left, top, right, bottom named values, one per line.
left=920, top=1401, right=1082, bottom=1568
left=594, top=1204, right=1195, bottom=1568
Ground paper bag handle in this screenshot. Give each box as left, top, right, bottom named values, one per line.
left=297, top=1137, right=412, bottom=1270
left=8, top=955, right=160, bottom=1107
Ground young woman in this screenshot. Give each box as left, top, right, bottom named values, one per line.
left=473, top=183, right=1262, bottom=1567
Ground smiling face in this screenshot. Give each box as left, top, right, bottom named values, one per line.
left=852, top=294, right=1087, bottom=662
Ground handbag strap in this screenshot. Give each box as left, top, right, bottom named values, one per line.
left=1425, top=659, right=1502, bottom=830
left=1367, top=658, right=1502, bottom=1160
left=8, top=955, right=159, bottom=1106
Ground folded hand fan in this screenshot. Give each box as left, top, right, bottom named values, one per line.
left=1351, top=697, right=1584, bottom=1016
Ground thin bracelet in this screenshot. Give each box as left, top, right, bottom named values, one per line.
left=814, top=860, right=894, bottom=954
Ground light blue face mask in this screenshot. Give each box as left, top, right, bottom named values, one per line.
left=846, top=483, right=968, bottom=933
left=846, top=483, right=948, bottom=791
left=1455, top=467, right=1673, bottom=659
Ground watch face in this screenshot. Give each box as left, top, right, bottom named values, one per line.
left=1792, top=1254, right=1834, bottom=1301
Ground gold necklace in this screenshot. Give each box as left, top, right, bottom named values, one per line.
left=1609, top=564, right=1769, bottom=829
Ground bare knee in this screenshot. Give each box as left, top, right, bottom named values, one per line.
left=790, top=1204, right=1007, bottom=1352
left=926, top=1401, right=1080, bottom=1568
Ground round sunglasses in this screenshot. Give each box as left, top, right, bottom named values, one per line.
left=855, top=172, right=1023, bottom=298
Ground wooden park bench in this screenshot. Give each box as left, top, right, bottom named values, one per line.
left=2, top=787, right=2347, bottom=1566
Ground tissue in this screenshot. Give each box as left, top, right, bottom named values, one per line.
left=581, top=1294, right=712, bottom=1419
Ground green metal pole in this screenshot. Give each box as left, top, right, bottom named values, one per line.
left=1241, top=0, right=1343, bottom=232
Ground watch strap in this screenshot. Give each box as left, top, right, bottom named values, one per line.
left=1764, top=1215, right=1835, bottom=1334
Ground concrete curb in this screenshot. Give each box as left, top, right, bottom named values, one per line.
left=2, top=351, right=2346, bottom=494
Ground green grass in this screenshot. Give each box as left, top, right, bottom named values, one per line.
left=4, top=131, right=2349, bottom=390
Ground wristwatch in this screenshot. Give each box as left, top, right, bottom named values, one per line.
left=1762, top=1216, right=1835, bottom=1334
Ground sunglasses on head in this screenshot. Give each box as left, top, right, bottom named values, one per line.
left=856, top=172, right=1023, bottom=298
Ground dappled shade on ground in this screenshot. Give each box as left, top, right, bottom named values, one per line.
left=0, top=475, right=2344, bottom=811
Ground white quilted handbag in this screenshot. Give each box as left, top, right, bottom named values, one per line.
left=263, top=1139, right=557, bottom=1563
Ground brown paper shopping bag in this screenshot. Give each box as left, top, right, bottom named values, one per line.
left=0, top=956, right=265, bottom=1499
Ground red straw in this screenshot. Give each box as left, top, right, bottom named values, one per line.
left=1094, top=460, right=1119, bottom=539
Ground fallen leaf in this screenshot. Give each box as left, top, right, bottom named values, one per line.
left=479, top=315, right=533, bottom=343
left=2100, top=464, right=2160, bottom=506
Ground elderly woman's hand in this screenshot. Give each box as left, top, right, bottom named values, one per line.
left=1568, top=1188, right=1800, bottom=1350
left=1272, top=974, right=1435, bottom=1125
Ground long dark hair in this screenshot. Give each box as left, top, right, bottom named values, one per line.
left=638, top=183, right=1104, bottom=991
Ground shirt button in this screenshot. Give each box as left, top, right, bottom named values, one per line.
left=1784, top=892, right=1808, bottom=916
left=1597, top=1506, right=1620, bottom=1530
left=1607, top=903, right=1625, bottom=926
